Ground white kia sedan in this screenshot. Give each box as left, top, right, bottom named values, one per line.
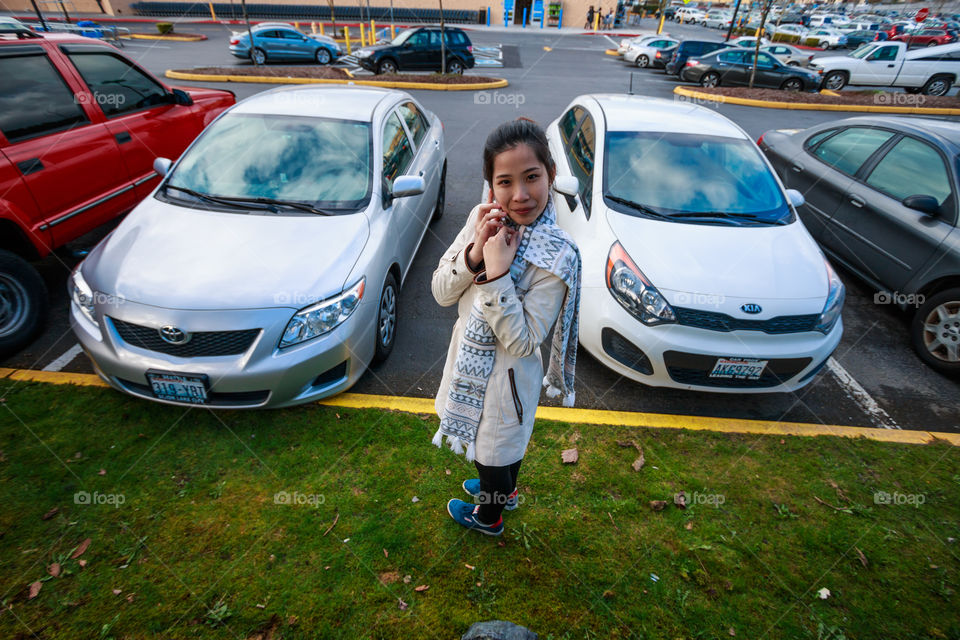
left=545, top=95, right=844, bottom=392
left=70, top=86, right=445, bottom=408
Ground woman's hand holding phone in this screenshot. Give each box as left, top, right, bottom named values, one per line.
left=468, top=188, right=506, bottom=271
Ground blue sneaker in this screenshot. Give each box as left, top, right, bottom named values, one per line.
left=446, top=499, right=504, bottom=536
left=462, top=478, right=519, bottom=511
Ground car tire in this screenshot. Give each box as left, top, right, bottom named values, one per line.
left=636, top=54, right=649, bottom=67
left=818, top=40, right=830, bottom=49
left=447, top=58, right=464, bottom=74
left=922, top=75, right=953, bottom=96
left=904, top=87, right=922, bottom=94
left=787, top=60, right=800, bottom=66
left=822, top=70, right=848, bottom=90
left=315, top=47, right=332, bottom=64
left=432, top=162, right=446, bottom=222
left=0, top=249, right=47, bottom=360
left=781, top=77, right=803, bottom=91
left=911, top=288, right=960, bottom=375
left=927, top=41, right=938, bottom=47
left=373, top=272, right=398, bottom=364
left=251, top=47, right=267, bottom=65
left=700, top=71, right=720, bottom=88
left=377, top=58, right=398, bottom=75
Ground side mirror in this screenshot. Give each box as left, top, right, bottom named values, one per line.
left=903, top=194, right=940, bottom=216
left=153, top=157, right=172, bottom=177
left=785, top=188, right=805, bottom=208
left=171, top=88, right=193, bottom=106
left=391, top=175, right=425, bottom=198
left=552, top=175, right=580, bottom=197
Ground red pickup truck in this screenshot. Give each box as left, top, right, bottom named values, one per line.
left=0, top=28, right=234, bottom=358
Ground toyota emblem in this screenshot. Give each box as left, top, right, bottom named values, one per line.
left=159, top=326, right=190, bottom=345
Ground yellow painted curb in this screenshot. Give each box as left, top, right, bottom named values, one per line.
left=673, top=85, right=960, bottom=115
left=3, top=367, right=957, bottom=446
left=122, top=33, right=206, bottom=42
left=165, top=69, right=509, bottom=91
left=605, top=48, right=619, bottom=56
left=819, top=89, right=841, bottom=97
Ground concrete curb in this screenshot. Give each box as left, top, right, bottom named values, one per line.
left=2, top=367, right=957, bottom=446
left=673, top=85, right=960, bottom=115
left=165, top=68, right=509, bottom=90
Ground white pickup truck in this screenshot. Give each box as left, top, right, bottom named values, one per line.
left=810, top=41, right=960, bottom=95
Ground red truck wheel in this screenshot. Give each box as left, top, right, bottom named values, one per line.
left=0, top=250, right=47, bottom=359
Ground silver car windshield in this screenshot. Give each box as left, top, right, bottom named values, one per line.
left=603, top=131, right=790, bottom=224
left=166, top=113, right=371, bottom=211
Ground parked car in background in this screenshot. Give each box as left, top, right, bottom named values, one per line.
left=651, top=44, right=679, bottom=69
left=762, top=43, right=815, bottom=66
left=682, top=48, right=821, bottom=90
left=618, top=33, right=671, bottom=57
left=760, top=117, right=960, bottom=375
left=625, top=37, right=679, bottom=67
left=703, top=11, right=732, bottom=29
left=353, top=26, right=474, bottom=75
left=729, top=35, right=772, bottom=48
left=805, top=28, right=849, bottom=49
left=891, top=28, right=955, bottom=47
left=811, top=41, right=960, bottom=95
left=676, top=7, right=706, bottom=23
left=0, top=30, right=234, bottom=358
left=71, top=86, right=447, bottom=408
left=665, top=40, right=733, bottom=75
left=229, top=22, right=341, bottom=65
left=844, top=29, right=886, bottom=48
left=545, top=94, right=843, bottom=392
left=0, top=16, right=30, bottom=33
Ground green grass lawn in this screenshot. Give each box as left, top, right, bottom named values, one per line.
left=0, top=380, right=958, bottom=639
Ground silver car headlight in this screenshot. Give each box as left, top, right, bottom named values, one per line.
left=355, top=49, right=373, bottom=58
left=279, top=277, right=365, bottom=348
left=69, top=268, right=97, bottom=326
left=606, top=242, right=676, bottom=326
left=814, top=258, right=845, bottom=334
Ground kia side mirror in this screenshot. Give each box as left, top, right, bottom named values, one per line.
left=785, top=189, right=805, bottom=208
left=153, top=157, right=172, bottom=177
left=553, top=175, right=580, bottom=197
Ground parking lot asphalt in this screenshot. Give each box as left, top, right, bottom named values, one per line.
left=5, top=19, right=959, bottom=433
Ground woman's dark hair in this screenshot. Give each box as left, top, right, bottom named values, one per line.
left=482, top=117, right=556, bottom=187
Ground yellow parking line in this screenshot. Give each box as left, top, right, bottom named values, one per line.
left=3, top=367, right=957, bottom=446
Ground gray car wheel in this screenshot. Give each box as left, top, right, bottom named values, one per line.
left=447, top=59, right=464, bottom=74
left=315, top=47, right=332, bottom=64
left=377, top=58, right=398, bottom=75
left=922, top=75, right=952, bottom=96
left=373, top=273, right=398, bottom=363
left=912, top=288, right=960, bottom=375
left=823, top=70, right=847, bottom=90
left=700, top=71, right=720, bottom=88
left=781, top=77, right=803, bottom=91
left=636, top=54, right=649, bottom=68
left=251, top=47, right=267, bottom=65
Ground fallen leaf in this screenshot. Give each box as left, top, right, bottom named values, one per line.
left=817, top=587, right=831, bottom=600
left=287, top=615, right=298, bottom=625
left=631, top=449, right=645, bottom=472
left=684, top=522, right=694, bottom=530
left=98, top=469, right=106, bottom=476
left=729, top=627, right=736, bottom=636
left=497, top=541, right=505, bottom=547
left=649, top=500, right=668, bottom=512
left=855, top=547, right=868, bottom=568
left=674, top=491, right=687, bottom=509
left=780, top=439, right=785, bottom=444
left=112, top=589, right=122, bottom=595
left=379, top=571, right=400, bottom=585
left=445, top=469, right=451, bottom=475
left=414, top=585, right=429, bottom=592
left=616, top=440, right=635, bottom=448
left=561, top=448, right=578, bottom=464
left=411, top=496, right=420, bottom=503
left=398, top=598, right=408, bottom=611
left=78, top=559, right=88, bottom=568
left=47, top=563, right=61, bottom=578
left=71, top=538, right=91, bottom=559
left=324, top=566, right=330, bottom=570
left=28, top=581, right=41, bottom=599
left=403, top=575, right=412, bottom=584
left=74, top=452, right=82, bottom=459
left=269, top=554, right=275, bottom=562
left=255, top=603, right=266, bottom=609
left=383, top=548, right=389, bottom=558
left=602, top=590, right=614, bottom=599
left=125, top=593, right=135, bottom=603
left=41, top=507, right=59, bottom=521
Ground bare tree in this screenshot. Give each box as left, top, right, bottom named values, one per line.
left=440, top=0, right=446, bottom=74
left=748, top=0, right=775, bottom=89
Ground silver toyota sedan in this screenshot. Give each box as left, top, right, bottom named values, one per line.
left=69, top=86, right=446, bottom=408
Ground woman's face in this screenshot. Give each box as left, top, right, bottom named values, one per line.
left=491, top=143, right=552, bottom=227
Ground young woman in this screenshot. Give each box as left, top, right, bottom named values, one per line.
left=430, top=119, right=581, bottom=537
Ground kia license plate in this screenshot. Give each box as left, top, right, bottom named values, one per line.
left=709, top=358, right=768, bottom=380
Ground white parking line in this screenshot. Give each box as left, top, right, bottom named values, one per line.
left=827, top=357, right=901, bottom=430
left=42, top=344, right=83, bottom=372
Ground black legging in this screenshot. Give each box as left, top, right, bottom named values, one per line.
left=474, top=458, right=523, bottom=524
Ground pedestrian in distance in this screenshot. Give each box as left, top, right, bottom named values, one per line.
left=585, top=5, right=595, bottom=29
left=431, top=118, right=582, bottom=537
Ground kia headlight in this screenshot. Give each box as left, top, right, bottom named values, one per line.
left=606, top=242, right=676, bottom=326
left=279, top=278, right=365, bottom=348
left=814, top=258, right=845, bottom=334
left=69, top=268, right=97, bottom=326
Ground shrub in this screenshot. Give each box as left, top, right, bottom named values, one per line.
left=772, top=32, right=800, bottom=43
left=157, top=22, right=174, bottom=34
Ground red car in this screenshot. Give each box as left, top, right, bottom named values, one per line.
left=0, top=27, right=234, bottom=357
left=891, top=28, right=955, bottom=47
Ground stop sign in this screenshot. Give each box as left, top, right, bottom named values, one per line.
left=915, top=7, right=929, bottom=22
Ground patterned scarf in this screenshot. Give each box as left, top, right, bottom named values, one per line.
left=432, top=197, right=581, bottom=462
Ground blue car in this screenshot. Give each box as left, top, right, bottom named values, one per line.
left=230, top=23, right=341, bottom=65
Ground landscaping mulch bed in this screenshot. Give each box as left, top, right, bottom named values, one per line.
left=691, top=86, right=960, bottom=108
left=180, top=66, right=502, bottom=84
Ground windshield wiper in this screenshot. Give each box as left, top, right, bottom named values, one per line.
left=164, top=186, right=333, bottom=215
left=670, top=211, right=786, bottom=226
left=606, top=195, right=674, bottom=221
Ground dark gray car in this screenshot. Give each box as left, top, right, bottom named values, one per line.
left=760, top=116, right=960, bottom=375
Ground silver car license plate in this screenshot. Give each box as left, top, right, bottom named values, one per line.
left=147, top=371, right=208, bottom=404
left=709, top=357, right=768, bottom=380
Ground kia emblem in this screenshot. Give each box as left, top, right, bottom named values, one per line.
left=159, top=326, right=190, bottom=345
left=740, top=303, right=762, bottom=315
